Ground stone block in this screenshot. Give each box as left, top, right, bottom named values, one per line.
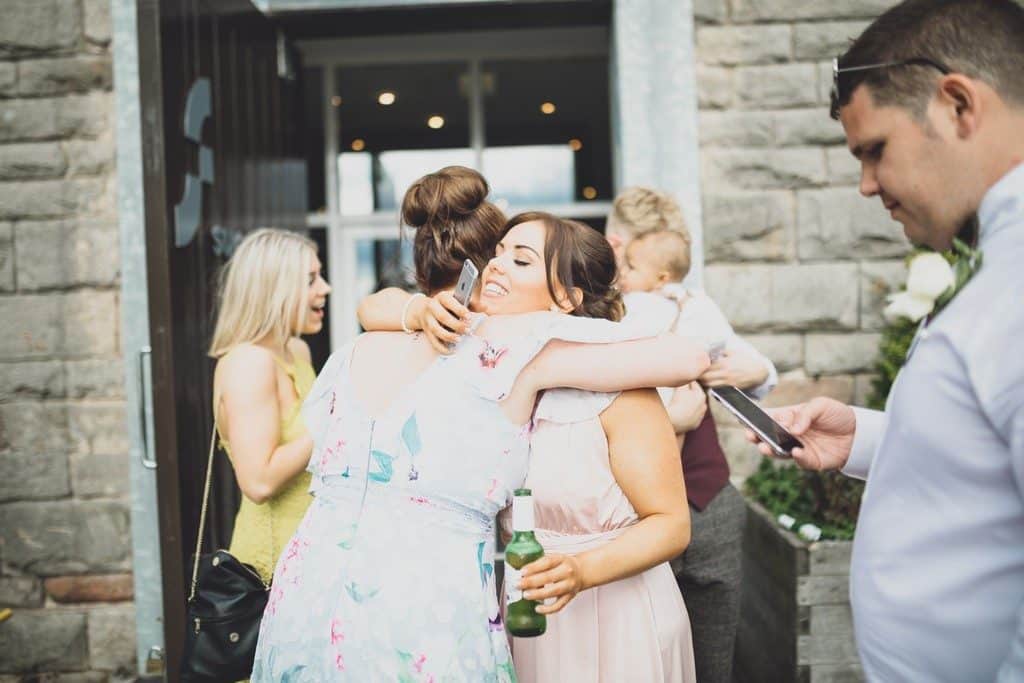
left=707, top=263, right=860, bottom=331
left=65, top=359, right=124, bottom=399
left=774, top=109, right=845, bottom=146
left=0, top=448, right=71, bottom=502
left=703, top=190, right=794, bottom=261
left=743, top=333, right=804, bottom=372
left=67, top=402, right=129, bottom=457
left=736, top=64, right=819, bottom=109
left=817, top=60, right=834, bottom=106
left=44, top=574, right=133, bottom=603
left=15, top=219, right=120, bottom=290
left=797, top=633, right=860, bottom=665
left=860, top=260, right=907, bottom=330
left=0, top=291, right=119, bottom=359
left=0, top=609, right=88, bottom=673
left=798, top=188, right=907, bottom=260
left=0, top=142, right=67, bottom=180
left=699, top=110, right=775, bottom=147
left=64, top=133, right=115, bottom=176
left=0, top=402, right=71, bottom=454
left=703, top=147, right=827, bottom=190
left=704, top=263, right=775, bottom=329
left=0, top=0, right=80, bottom=58
left=697, top=25, right=791, bottom=65
left=0, top=179, right=106, bottom=220
left=84, top=0, right=113, bottom=46
left=793, top=21, right=870, bottom=61
left=17, top=57, right=113, bottom=96
left=763, top=369, right=856, bottom=408
left=0, top=63, right=15, bottom=96
left=0, top=500, right=131, bottom=575
left=88, top=605, right=136, bottom=673
left=731, top=0, right=897, bottom=22
left=71, top=451, right=130, bottom=499
left=0, top=575, right=43, bottom=607
left=805, top=333, right=882, bottom=375
left=853, top=373, right=878, bottom=408
left=0, top=223, right=12, bottom=292
left=694, top=0, right=728, bottom=24
left=0, top=96, right=111, bottom=142
left=696, top=66, right=733, bottom=109
left=826, top=146, right=861, bottom=185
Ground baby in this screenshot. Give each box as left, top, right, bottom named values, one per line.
left=618, top=229, right=735, bottom=449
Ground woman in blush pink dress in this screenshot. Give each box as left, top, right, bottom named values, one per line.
left=488, top=213, right=696, bottom=683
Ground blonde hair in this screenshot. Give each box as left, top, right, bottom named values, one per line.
left=208, top=228, right=318, bottom=358
left=607, top=186, right=690, bottom=239
left=630, top=229, right=692, bottom=282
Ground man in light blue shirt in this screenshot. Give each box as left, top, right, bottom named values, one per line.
left=748, top=1, right=1024, bottom=680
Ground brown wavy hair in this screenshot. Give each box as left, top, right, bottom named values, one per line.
left=503, top=212, right=624, bottom=322
left=401, top=166, right=506, bottom=294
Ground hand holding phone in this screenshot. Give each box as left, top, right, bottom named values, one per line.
left=453, top=259, right=479, bottom=307
left=708, top=385, right=802, bottom=458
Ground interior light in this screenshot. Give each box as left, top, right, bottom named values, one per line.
left=540, top=102, right=556, bottom=115
left=427, top=115, right=445, bottom=129
left=351, top=138, right=366, bottom=151
left=582, top=186, right=598, bottom=200
left=569, top=138, right=583, bottom=151
left=378, top=91, right=396, bottom=106
left=330, top=95, right=342, bottom=107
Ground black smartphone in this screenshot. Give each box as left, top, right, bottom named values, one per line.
left=453, top=259, right=479, bottom=307
left=708, top=385, right=802, bottom=458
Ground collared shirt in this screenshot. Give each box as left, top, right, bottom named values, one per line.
left=844, top=162, right=1024, bottom=682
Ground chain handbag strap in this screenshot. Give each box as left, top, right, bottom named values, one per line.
left=189, top=422, right=219, bottom=602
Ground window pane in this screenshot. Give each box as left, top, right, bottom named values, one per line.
left=482, top=57, right=612, bottom=203
left=482, top=145, right=574, bottom=206
left=335, top=62, right=473, bottom=214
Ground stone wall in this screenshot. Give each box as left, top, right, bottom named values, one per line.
left=0, top=1, right=135, bottom=679
left=693, top=0, right=908, bottom=480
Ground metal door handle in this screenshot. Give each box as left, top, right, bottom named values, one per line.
left=138, top=346, right=157, bottom=469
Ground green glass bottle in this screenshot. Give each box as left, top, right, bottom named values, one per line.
left=504, top=488, right=546, bottom=637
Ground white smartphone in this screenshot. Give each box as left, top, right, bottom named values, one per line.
left=708, top=385, right=802, bottom=458
left=453, top=259, right=479, bottom=307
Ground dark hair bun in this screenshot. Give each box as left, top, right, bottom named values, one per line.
left=401, top=166, right=488, bottom=230
left=401, top=166, right=507, bottom=294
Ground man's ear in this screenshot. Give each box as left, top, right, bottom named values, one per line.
left=938, top=74, right=982, bottom=139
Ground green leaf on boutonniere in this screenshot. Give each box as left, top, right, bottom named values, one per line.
left=932, top=238, right=983, bottom=313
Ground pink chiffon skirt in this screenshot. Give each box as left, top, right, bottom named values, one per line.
left=509, top=533, right=696, bottom=683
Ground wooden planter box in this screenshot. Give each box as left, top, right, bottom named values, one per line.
left=734, top=499, right=863, bottom=683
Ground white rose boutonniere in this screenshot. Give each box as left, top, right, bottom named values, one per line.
left=883, top=239, right=983, bottom=324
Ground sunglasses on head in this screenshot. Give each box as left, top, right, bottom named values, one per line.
left=830, top=56, right=952, bottom=118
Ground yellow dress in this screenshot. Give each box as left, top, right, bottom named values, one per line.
left=220, top=356, right=317, bottom=583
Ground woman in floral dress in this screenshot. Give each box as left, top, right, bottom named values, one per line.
left=250, top=167, right=708, bottom=681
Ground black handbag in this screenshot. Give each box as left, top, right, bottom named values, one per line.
left=180, top=424, right=271, bottom=682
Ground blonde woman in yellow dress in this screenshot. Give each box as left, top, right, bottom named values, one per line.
left=209, top=228, right=331, bottom=582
